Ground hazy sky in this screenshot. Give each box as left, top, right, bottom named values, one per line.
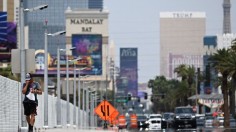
left=104, top=0, right=236, bottom=83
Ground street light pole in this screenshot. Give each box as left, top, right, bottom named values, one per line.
left=82, top=81, right=86, bottom=128
left=77, top=67, right=86, bottom=128
left=56, top=46, right=61, bottom=127
left=19, top=0, right=26, bottom=128
left=78, top=70, right=81, bottom=128
left=103, top=56, right=108, bottom=129
left=65, top=47, right=75, bottom=127
left=19, top=1, right=48, bottom=129
left=73, top=61, right=76, bottom=127
left=88, top=90, right=95, bottom=128
left=53, top=31, right=66, bottom=127
left=86, top=88, right=89, bottom=128
left=44, top=20, right=49, bottom=127
left=82, top=81, right=93, bottom=128
left=66, top=52, right=70, bottom=127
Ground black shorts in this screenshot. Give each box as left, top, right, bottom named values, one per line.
left=23, top=102, right=37, bottom=116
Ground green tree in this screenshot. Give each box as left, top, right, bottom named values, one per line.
left=0, top=65, right=19, bottom=81
left=174, top=64, right=196, bottom=106
left=148, top=76, right=184, bottom=112
left=225, top=40, right=236, bottom=118
left=209, top=48, right=230, bottom=128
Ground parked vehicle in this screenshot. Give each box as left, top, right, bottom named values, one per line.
left=173, top=106, right=197, bottom=129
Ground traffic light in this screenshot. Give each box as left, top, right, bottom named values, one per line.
left=144, top=92, right=148, bottom=100
left=137, top=97, right=140, bottom=102
left=127, top=94, right=131, bottom=101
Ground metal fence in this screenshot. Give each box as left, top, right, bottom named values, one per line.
left=0, top=75, right=84, bottom=132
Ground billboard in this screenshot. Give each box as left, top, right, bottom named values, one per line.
left=0, top=12, right=17, bottom=62
left=34, top=34, right=102, bottom=76
left=119, top=48, right=138, bottom=96
left=72, top=34, right=102, bottom=75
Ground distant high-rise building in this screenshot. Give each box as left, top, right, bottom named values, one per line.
left=89, top=0, right=103, bottom=9
left=24, top=0, right=103, bottom=55
left=160, top=12, right=206, bottom=79
left=223, top=0, right=231, bottom=33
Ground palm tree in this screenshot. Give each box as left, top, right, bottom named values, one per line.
left=225, top=39, right=236, bottom=118
left=209, top=48, right=230, bottom=128
left=174, top=64, right=196, bottom=106
left=174, top=64, right=188, bottom=81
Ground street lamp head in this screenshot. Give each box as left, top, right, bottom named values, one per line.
left=59, top=49, right=66, bottom=52
left=70, top=47, right=76, bottom=50
left=74, top=56, right=82, bottom=61
left=39, top=4, right=48, bottom=10
left=24, top=4, right=48, bottom=12
left=48, top=31, right=66, bottom=37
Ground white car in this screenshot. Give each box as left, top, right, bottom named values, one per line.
left=205, top=116, right=214, bottom=128
left=217, top=116, right=236, bottom=128
left=148, top=118, right=162, bottom=131
left=149, top=114, right=162, bottom=119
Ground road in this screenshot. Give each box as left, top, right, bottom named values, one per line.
left=32, top=127, right=118, bottom=132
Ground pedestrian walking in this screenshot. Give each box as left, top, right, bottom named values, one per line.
left=22, top=73, right=42, bottom=132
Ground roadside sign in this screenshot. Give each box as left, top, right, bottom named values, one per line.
left=94, top=100, right=119, bottom=121
left=116, top=99, right=127, bottom=103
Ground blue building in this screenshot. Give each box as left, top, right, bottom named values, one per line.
left=24, top=0, right=103, bottom=55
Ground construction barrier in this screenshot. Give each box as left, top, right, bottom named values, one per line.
left=130, top=114, right=138, bottom=129
left=118, top=115, right=126, bottom=129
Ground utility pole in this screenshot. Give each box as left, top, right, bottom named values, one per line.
left=110, top=58, right=115, bottom=106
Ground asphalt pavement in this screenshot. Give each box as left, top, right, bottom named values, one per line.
left=37, top=127, right=119, bottom=132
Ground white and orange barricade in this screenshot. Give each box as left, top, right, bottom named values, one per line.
left=130, top=114, right=138, bottom=129
left=118, top=115, right=126, bottom=129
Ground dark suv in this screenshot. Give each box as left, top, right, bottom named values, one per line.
left=137, top=115, right=149, bottom=129
left=173, top=106, right=197, bottom=129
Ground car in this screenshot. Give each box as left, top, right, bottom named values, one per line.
left=217, top=116, right=236, bottom=128
left=137, top=115, right=149, bottom=129
left=148, top=118, right=162, bottom=131
left=196, top=114, right=205, bottom=127
left=204, top=114, right=214, bottom=128
left=149, top=114, right=162, bottom=119
left=173, top=106, right=197, bottom=129
left=162, top=112, right=175, bottom=128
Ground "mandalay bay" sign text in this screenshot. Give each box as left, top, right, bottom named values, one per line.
left=70, top=18, right=103, bottom=25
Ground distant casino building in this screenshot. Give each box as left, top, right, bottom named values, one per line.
left=217, top=33, right=236, bottom=49
left=160, top=12, right=206, bottom=79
